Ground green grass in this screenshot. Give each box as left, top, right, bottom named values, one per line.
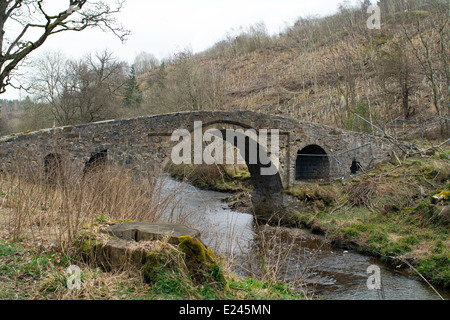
left=285, top=152, right=450, bottom=288
left=0, top=241, right=72, bottom=299
left=417, top=241, right=450, bottom=288
left=288, top=201, right=449, bottom=287
left=0, top=238, right=305, bottom=300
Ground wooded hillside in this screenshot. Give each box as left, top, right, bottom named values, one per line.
left=1, top=0, right=449, bottom=136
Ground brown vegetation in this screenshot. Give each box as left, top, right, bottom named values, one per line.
left=1, top=0, right=448, bottom=136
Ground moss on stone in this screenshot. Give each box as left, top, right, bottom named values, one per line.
left=178, top=236, right=227, bottom=286
left=178, top=236, right=207, bottom=264
left=205, top=248, right=217, bottom=263
left=78, top=238, right=103, bottom=262
left=142, top=251, right=163, bottom=284
left=112, top=218, right=135, bottom=223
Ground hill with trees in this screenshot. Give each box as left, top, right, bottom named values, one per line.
left=135, top=0, right=449, bottom=132
left=1, top=0, right=448, bottom=136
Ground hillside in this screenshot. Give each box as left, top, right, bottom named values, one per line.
left=1, top=1, right=448, bottom=138
left=0, top=0, right=449, bottom=297
left=136, top=1, right=449, bottom=135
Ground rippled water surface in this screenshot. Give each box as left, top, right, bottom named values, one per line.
left=161, top=177, right=449, bottom=300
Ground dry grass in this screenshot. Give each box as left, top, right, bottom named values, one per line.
left=345, top=178, right=399, bottom=210
left=0, top=160, right=308, bottom=300
left=0, top=161, right=215, bottom=300
left=226, top=223, right=313, bottom=298
left=0, top=160, right=187, bottom=250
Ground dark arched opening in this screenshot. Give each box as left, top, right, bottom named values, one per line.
left=44, top=153, right=63, bottom=183
left=295, top=145, right=330, bottom=181
left=83, top=150, right=108, bottom=175
left=220, top=129, right=283, bottom=193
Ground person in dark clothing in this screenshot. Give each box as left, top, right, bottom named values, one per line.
left=350, top=160, right=361, bottom=174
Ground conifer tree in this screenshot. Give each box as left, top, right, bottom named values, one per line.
left=123, top=65, right=142, bottom=108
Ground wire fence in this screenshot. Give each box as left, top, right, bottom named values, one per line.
left=294, top=141, right=375, bottom=184
left=384, top=118, right=425, bottom=149
left=294, top=112, right=449, bottom=185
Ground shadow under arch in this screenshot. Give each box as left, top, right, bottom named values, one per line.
left=295, top=144, right=330, bottom=182
left=204, top=124, right=285, bottom=217
left=83, top=149, right=108, bottom=175
left=215, top=127, right=283, bottom=194
left=44, top=153, right=63, bottom=184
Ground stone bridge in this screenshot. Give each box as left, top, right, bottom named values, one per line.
left=0, top=111, right=398, bottom=218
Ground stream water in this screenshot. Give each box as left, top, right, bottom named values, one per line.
left=160, top=176, right=449, bottom=300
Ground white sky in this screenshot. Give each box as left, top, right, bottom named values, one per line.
left=3, top=0, right=366, bottom=100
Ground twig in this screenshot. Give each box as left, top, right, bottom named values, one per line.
left=409, top=138, right=450, bottom=157
left=0, top=192, right=8, bottom=210
left=396, top=257, right=444, bottom=301
left=421, top=171, right=439, bottom=188
left=393, top=150, right=403, bottom=166
left=329, top=197, right=348, bottom=215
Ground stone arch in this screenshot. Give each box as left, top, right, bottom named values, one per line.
left=295, top=144, right=330, bottom=182
left=44, top=153, right=63, bottom=183
left=83, top=149, right=108, bottom=175
left=203, top=122, right=284, bottom=193
left=168, top=120, right=284, bottom=193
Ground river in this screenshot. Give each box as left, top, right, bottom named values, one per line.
left=160, top=175, right=449, bottom=300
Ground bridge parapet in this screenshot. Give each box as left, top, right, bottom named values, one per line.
left=0, top=111, right=397, bottom=217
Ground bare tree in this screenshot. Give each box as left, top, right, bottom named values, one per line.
left=0, top=0, right=129, bottom=95
left=30, top=50, right=128, bottom=126
left=68, top=50, right=128, bottom=124
left=381, top=41, right=419, bottom=119
left=400, top=0, right=449, bottom=116
left=133, top=51, right=159, bottom=76
left=169, top=48, right=226, bottom=111
left=30, top=51, right=77, bottom=125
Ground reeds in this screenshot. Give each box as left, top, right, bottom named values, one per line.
left=0, top=156, right=186, bottom=250
left=0, top=155, right=314, bottom=299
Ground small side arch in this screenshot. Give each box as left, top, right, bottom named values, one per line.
left=83, top=149, right=108, bottom=175
left=295, top=145, right=330, bottom=182
left=44, top=153, right=63, bottom=183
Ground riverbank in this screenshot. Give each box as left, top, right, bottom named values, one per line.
left=1, top=143, right=447, bottom=299
left=286, top=149, right=450, bottom=290
left=0, top=233, right=304, bottom=300
left=166, top=144, right=450, bottom=290
left=0, top=166, right=303, bottom=300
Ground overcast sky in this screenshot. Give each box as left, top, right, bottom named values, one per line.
left=3, top=0, right=367, bottom=100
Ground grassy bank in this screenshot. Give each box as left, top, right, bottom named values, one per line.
left=285, top=146, right=450, bottom=289
left=0, top=164, right=303, bottom=300
left=163, top=145, right=450, bottom=289
left=0, top=236, right=302, bottom=300
left=165, top=163, right=252, bottom=193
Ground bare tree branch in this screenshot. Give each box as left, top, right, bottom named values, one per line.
left=0, top=0, right=129, bottom=94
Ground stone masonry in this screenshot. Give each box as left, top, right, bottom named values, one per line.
left=0, top=111, right=398, bottom=217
